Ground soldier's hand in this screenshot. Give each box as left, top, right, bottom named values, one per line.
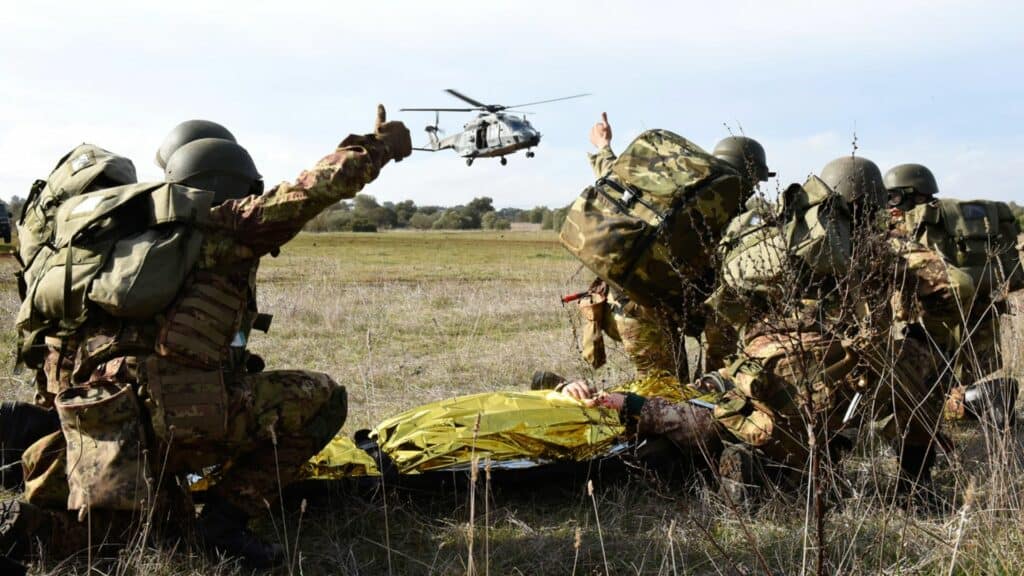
left=561, top=380, right=596, bottom=402
left=591, top=392, right=625, bottom=411
left=374, top=104, right=412, bottom=162
left=589, top=112, right=612, bottom=149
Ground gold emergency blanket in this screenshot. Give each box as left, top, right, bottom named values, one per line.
left=304, top=373, right=698, bottom=479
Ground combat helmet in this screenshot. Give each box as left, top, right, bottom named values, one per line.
left=883, top=163, right=938, bottom=208
left=155, top=120, right=236, bottom=168
left=712, top=136, right=774, bottom=182
left=820, top=156, right=886, bottom=210
left=164, top=138, right=262, bottom=204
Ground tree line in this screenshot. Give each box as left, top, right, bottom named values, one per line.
left=303, top=195, right=570, bottom=232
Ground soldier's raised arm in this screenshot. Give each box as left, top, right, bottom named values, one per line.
left=588, top=111, right=617, bottom=177
left=202, top=104, right=411, bottom=256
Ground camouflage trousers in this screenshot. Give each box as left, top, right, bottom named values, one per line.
left=713, top=330, right=944, bottom=473
left=23, top=367, right=347, bottom=519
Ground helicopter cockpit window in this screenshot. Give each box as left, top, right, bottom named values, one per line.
left=504, top=117, right=526, bottom=130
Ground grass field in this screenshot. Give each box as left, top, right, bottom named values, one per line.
left=2, top=230, right=1024, bottom=575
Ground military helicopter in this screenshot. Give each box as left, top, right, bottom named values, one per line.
left=401, top=89, right=589, bottom=166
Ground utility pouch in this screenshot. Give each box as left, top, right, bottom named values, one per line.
left=157, top=272, right=245, bottom=368
left=142, top=356, right=228, bottom=445
left=57, top=382, right=151, bottom=512
left=713, top=388, right=774, bottom=447
left=578, top=291, right=608, bottom=368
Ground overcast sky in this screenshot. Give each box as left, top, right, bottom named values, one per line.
left=1, top=0, right=1021, bottom=208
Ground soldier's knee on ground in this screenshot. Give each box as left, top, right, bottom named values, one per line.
left=304, top=376, right=348, bottom=449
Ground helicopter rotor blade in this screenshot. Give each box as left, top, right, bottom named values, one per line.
left=504, top=93, right=592, bottom=109
left=444, top=89, right=490, bottom=109
left=400, top=107, right=478, bottom=112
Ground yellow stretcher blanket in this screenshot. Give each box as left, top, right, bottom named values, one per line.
left=303, top=373, right=701, bottom=480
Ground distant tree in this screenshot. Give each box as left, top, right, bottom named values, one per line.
left=541, top=210, right=554, bottom=230
left=353, top=194, right=380, bottom=212
left=528, top=207, right=548, bottom=224
left=481, top=211, right=499, bottom=229
left=551, top=207, right=569, bottom=231
left=350, top=218, right=378, bottom=233
left=497, top=207, right=521, bottom=222
left=409, top=212, right=440, bottom=230
left=432, top=209, right=474, bottom=230
left=492, top=217, right=511, bottom=230
left=8, top=195, right=24, bottom=220
left=394, top=200, right=417, bottom=227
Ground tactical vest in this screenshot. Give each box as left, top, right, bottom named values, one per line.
left=559, top=130, right=749, bottom=312
left=905, top=199, right=1024, bottom=296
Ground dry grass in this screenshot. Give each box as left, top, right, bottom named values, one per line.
left=2, top=230, right=1023, bottom=575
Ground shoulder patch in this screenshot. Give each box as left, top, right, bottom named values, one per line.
left=70, top=152, right=95, bottom=174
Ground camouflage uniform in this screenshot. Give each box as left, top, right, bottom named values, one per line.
left=581, top=146, right=736, bottom=377
left=22, top=136, right=392, bottom=519
left=578, top=279, right=680, bottom=378
left=629, top=230, right=969, bottom=484
left=898, top=202, right=1012, bottom=419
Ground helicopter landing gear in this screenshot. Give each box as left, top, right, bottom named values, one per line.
left=466, top=158, right=474, bottom=167
left=500, top=157, right=508, bottom=166
left=526, top=150, right=535, bottom=158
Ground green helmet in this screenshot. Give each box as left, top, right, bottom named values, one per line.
left=883, top=163, right=938, bottom=199
left=155, top=120, right=236, bottom=168
left=164, top=138, right=262, bottom=204
left=712, top=136, right=774, bottom=182
left=819, top=156, right=886, bottom=209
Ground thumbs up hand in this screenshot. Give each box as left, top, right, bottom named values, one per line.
left=373, top=104, right=412, bottom=162
left=589, top=111, right=612, bottom=149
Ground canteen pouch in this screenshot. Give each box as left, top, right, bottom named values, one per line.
left=142, top=356, right=228, bottom=445
left=57, top=382, right=151, bottom=512
left=157, top=272, right=245, bottom=368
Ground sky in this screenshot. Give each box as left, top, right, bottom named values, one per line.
left=1, top=0, right=1021, bottom=208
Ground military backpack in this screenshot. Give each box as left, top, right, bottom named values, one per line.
left=906, top=199, right=1023, bottom=296
left=559, top=130, right=749, bottom=311
left=16, top=144, right=213, bottom=366
left=708, top=176, right=852, bottom=326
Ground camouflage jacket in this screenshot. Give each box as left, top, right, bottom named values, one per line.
left=199, top=135, right=391, bottom=267
left=587, top=145, right=617, bottom=178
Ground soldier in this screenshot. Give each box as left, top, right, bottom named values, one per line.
left=1, top=105, right=412, bottom=568
left=575, top=114, right=769, bottom=379
left=885, top=163, right=1019, bottom=427
left=564, top=156, right=969, bottom=502
left=0, top=122, right=243, bottom=490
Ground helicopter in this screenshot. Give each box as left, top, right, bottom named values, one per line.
left=401, top=89, right=590, bottom=166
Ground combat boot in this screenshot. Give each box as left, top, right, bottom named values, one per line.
left=0, top=499, right=90, bottom=563
left=530, top=371, right=565, bottom=390
left=0, top=402, right=60, bottom=488
left=197, top=500, right=282, bottom=569
left=717, top=443, right=764, bottom=510
left=963, top=376, right=1019, bottom=432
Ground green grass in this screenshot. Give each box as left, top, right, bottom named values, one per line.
left=2, top=230, right=1024, bottom=575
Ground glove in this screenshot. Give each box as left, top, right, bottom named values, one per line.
left=374, top=104, right=411, bottom=162
left=338, top=104, right=412, bottom=163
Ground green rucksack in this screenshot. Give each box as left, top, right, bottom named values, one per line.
left=710, top=175, right=852, bottom=323
left=906, top=199, right=1023, bottom=296
left=559, top=130, right=749, bottom=310
left=16, top=145, right=213, bottom=366
left=18, top=144, right=138, bottom=273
